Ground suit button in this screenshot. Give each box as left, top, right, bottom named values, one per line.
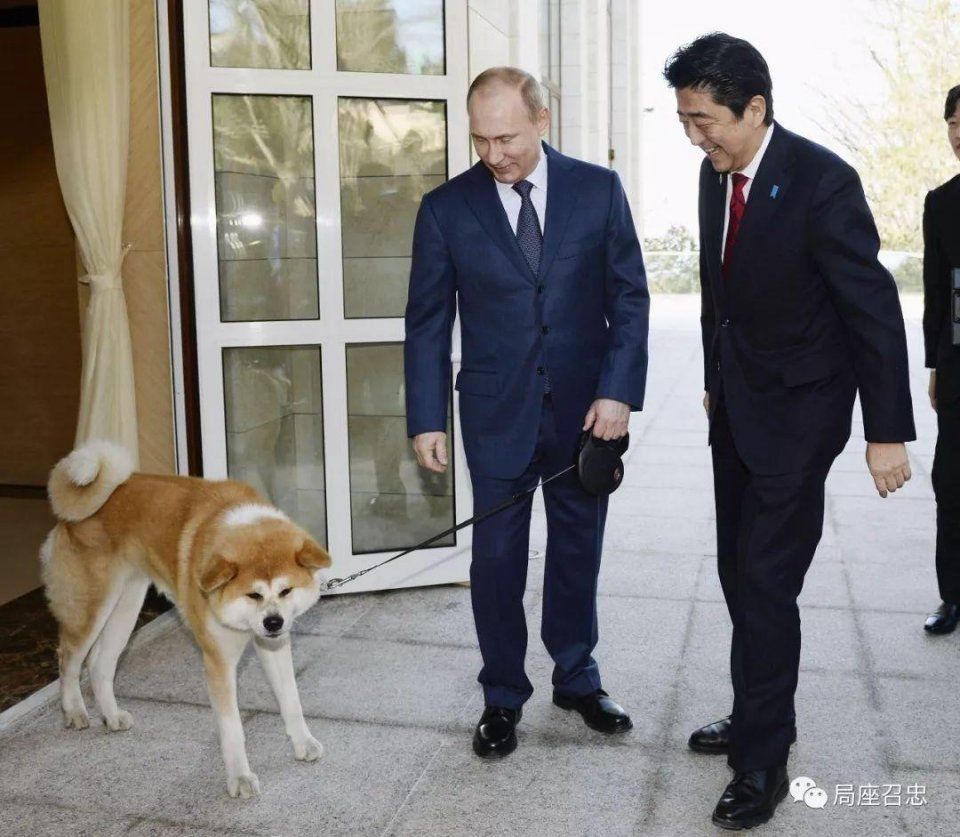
left=537, top=284, right=544, bottom=294
left=541, top=325, right=550, bottom=335
left=536, top=366, right=544, bottom=375
left=721, top=319, right=731, bottom=328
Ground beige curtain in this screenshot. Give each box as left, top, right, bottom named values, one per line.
left=38, top=0, right=138, bottom=464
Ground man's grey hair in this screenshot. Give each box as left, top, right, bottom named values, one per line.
left=467, top=67, right=546, bottom=122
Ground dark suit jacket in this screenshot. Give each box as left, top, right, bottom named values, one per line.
left=698, top=123, right=916, bottom=474
left=922, top=173, right=960, bottom=369
left=404, top=142, right=649, bottom=479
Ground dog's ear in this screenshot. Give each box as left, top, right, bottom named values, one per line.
left=296, top=539, right=332, bottom=570
left=199, top=556, right=238, bottom=594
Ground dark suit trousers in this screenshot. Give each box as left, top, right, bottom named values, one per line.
left=469, top=395, right=608, bottom=709
left=711, top=398, right=832, bottom=772
left=933, top=354, right=960, bottom=604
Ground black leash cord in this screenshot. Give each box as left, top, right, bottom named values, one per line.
left=324, top=463, right=576, bottom=591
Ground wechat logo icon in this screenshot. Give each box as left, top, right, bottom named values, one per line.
left=790, top=776, right=828, bottom=809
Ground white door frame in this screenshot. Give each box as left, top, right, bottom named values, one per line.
left=165, top=0, right=473, bottom=593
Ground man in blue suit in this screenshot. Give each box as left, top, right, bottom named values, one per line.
left=404, top=66, right=649, bottom=759
left=665, top=34, right=916, bottom=829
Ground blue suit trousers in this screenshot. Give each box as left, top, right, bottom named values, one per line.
left=469, top=395, right=609, bottom=709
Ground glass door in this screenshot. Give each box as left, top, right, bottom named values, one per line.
left=183, top=0, right=471, bottom=593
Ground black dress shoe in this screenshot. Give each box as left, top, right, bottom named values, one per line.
left=688, top=716, right=796, bottom=755
left=712, top=764, right=789, bottom=830
left=924, top=602, right=960, bottom=634
left=472, top=706, right=521, bottom=759
left=553, top=689, right=633, bottom=733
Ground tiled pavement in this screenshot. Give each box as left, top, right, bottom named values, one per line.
left=0, top=294, right=956, bottom=836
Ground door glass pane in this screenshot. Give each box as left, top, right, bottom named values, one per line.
left=335, top=0, right=445, bottom=75
left=213, top=94, right=319, bottom=322
left=338, top=97, right=446, bottom=318
left=223, top=346, right=327, bottom=547
left=209, top=0, right=311, bottom=69
left=346, top=343, right=454, bottom=554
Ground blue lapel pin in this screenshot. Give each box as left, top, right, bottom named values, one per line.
left=770, top=184, right=780, bottom=199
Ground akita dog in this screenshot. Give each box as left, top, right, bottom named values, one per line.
left=42, top=441, right=331, bottom=798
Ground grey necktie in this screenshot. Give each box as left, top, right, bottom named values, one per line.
left=512, top=180, right=543, bottom=276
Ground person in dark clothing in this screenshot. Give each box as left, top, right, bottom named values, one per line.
left=664, top=32, right=916, bottom=830
left=922, top=84, right=960, bottom=635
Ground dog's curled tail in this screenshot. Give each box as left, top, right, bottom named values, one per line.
left=48, top=441, right=135, bottom=522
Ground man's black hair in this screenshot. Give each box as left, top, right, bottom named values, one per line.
left=945, top=85, right=960, bottom=120
left=664, top=32, right=774, bottom=126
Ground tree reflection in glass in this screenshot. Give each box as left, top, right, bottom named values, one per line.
left=335, top=0, right=445, bottom=75
left=209, top=0, right=311, bottom=70
left=338, top=97, right=446, bottom=318
left=213, top=94, right=319, bottom=321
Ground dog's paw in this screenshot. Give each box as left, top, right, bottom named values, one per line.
left=293, top=735, right=324, bottom=762
left=227, top=772, right=261, bottom=799
left=63, top=708, right=90, bottom=730
left=103, top=710, right=134, bottom=732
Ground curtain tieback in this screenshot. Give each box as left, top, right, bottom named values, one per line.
left=82, top=272, right=123, bottom=290
left=80, top=244, right=132, bottom=290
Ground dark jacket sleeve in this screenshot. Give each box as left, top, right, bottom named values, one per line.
left=594, top=171, right=650, bottom=410
left=922, top=190, right=946, bottom=369
left=403, top=194, right=457, bottom=437
left=810, top=164, right=916, bottom=442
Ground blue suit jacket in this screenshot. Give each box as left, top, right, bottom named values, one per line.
left=699, top=124, right=916, bottom=474
left=404, top=143, right=649, bottom=479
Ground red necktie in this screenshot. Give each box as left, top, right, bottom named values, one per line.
left=722, top=173, right=749, bottom=279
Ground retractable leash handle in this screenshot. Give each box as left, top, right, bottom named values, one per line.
left=324, top=430, right=630, bottom=591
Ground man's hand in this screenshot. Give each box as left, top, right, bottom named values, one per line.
left=866, top=442, right=911, bottom=498
left=929, top=370, right=937, bottom=412
left=413, top=432, right=448, bottom=473
left=702, top=391, right=710, bottom=416
left=583, top=398, right=630, bottom=440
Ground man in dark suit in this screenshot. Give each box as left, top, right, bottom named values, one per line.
left=664, top=34, right=916, bottom=829
left=404, top=67, right=649, bottom=758
left=922, top=84, right=960, bottom=635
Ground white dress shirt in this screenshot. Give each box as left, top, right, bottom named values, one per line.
left=496, top=144, right=548, bottom=234
left=721, top=123, right=774, bottom=260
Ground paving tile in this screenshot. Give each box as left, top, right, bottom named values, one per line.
left=343, top=584, right=478, bottom=648
left=846, top=560, right=939, bottom=615
left=292, top=635, right=480, bottom=729
left=858, top=611, right=960, bottom=680
left=831, top=497, right=936, bottom=535
left=2, top=697, right=445, bottom=836
left=890, top=767, right=959, bottom=836
left=517, top=595, right=692, bottom=747
left=610, top=484, right=716, bottom=521
left=598, top=548, right=704, bottom=600
left=293, top=589, right=379, bottom=637
left=114, top=621, right=339, bottom=712
left=875, top=676, right=960, bottom=771
left=0, top=801, right=132, bottom=837
left=603, top=515, right=717, bottom=557
left=388, top=740, right=655, bottom=836
left=140, top=714, right=446, bottom=836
